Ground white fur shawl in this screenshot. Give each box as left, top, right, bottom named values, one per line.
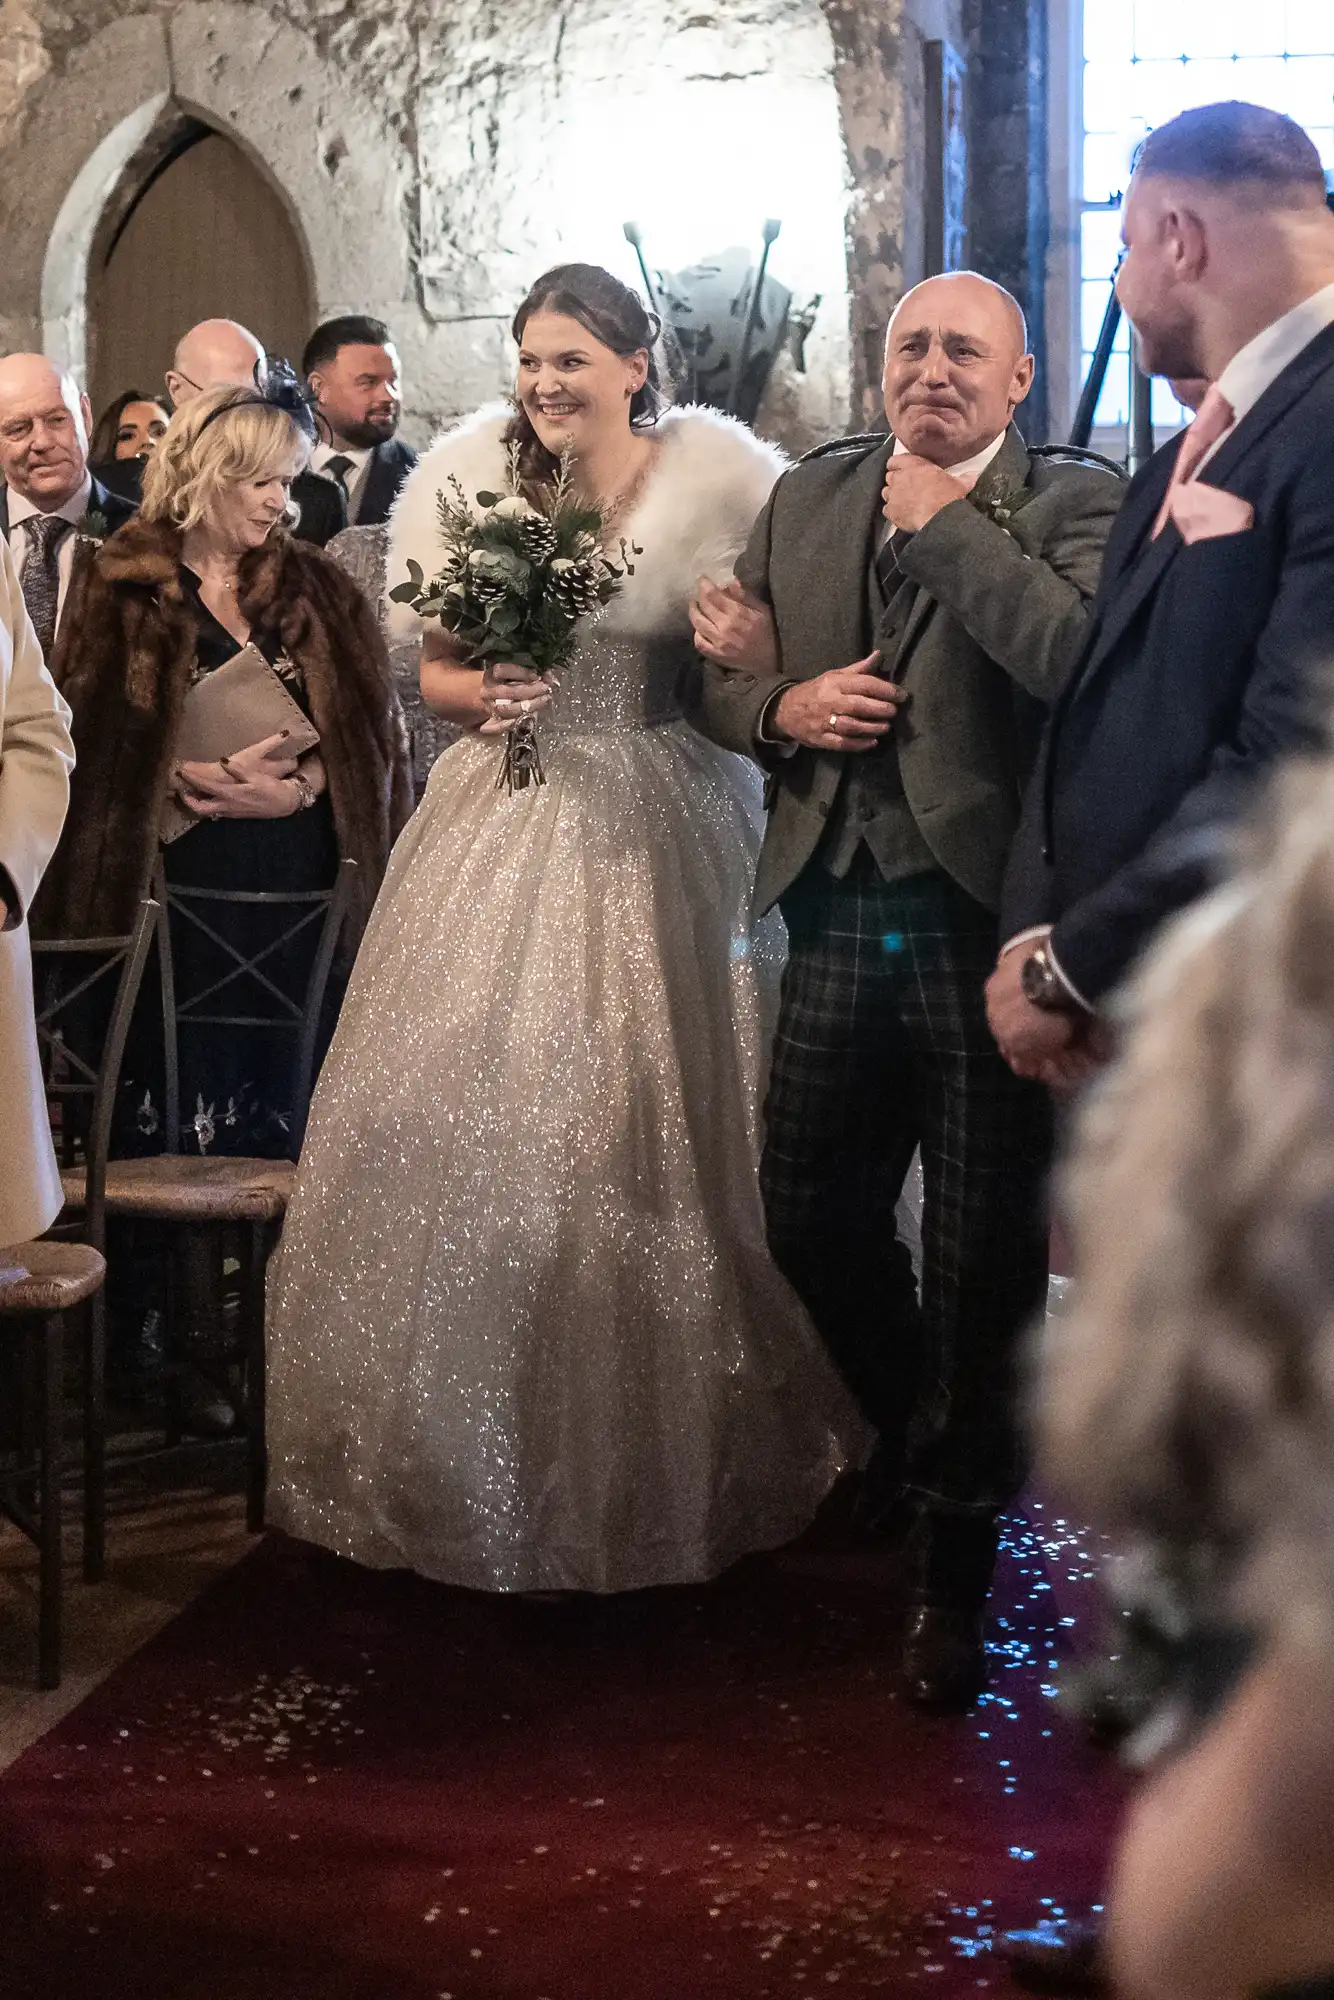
left=386, top=402, right=786, bottom=640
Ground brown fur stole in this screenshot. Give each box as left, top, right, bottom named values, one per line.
left=34, top=516, right=412, bottom=959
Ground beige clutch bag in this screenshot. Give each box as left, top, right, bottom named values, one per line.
left=161, top=642, right=321, bottom=844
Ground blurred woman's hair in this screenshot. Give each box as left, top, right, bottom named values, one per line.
left=140, top=386, right=311, bottom=532
left=1040, top=752, right=1334, bottom=1621
left=504, top=262, right=670, bottom=501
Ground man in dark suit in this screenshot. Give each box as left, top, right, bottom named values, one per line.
left=302, top=315, right=417, bottom=528
left=691, top=272, right=1123, bottom=1706
left=162, top=318, right=347, bottom=547
left=0, top=353, right=135, bottom=656
left=989, top=102, right=1334, bottom=1096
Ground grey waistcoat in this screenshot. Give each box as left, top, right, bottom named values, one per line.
left=822, top=543, right=937, bottom=883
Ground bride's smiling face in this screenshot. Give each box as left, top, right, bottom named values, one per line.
left=516, top=310, right=649, bottom=457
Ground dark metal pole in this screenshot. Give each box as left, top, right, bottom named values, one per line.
left=1129, top=341, right=1155, bottom=472
left=621, top=221, right=662, bottom=320
left=1070, top=280, right=1122, bottom=448
left=729, top=217, right=782, bottom=416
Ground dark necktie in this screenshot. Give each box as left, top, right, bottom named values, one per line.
left=875, top=527, right=913, bottom=601
left=324, top=454, right=354, bottom=495
left=20, top=514, right=70, bottom=656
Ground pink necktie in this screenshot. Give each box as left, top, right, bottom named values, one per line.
left=1152, top=384, right=1235, bottom=539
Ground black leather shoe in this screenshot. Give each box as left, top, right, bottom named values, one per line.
left=997, top=1920, right=1108, bottom=1995
left=900, top=1601, right=987, bottom=1707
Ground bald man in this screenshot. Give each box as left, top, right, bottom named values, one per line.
left=691, top=270, right=1124, bottom=1707
left=161, top=318, right=346, bottom=546
left=0, top=354, right=135, bottom=654
left=164, top=316, right=265, bottom=408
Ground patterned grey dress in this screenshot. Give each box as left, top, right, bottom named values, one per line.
left=325, top=524, right=455, bottom=797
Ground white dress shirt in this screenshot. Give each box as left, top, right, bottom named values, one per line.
left=313, top=441, right=372, bottom=523
left=1199, top=278, right=1334, bottom=471
left=876, top=427, right=1010, bottom=553
left=9, top=472, right=93, bottom=633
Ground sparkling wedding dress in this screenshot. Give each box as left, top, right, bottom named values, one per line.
left=266, top=405, right=864, bottom=1593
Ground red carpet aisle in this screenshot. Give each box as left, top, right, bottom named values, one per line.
left=0, top=1504, right=1124, bottom=2000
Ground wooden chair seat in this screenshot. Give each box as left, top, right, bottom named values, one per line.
left=61, top=1156, right=296, bottom=1226
left=0, top=1241, right=107, bottom=1317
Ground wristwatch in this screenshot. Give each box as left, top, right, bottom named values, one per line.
left=289, top=772, right=318, bottom=812
left=1020, top=940, right=1078, bottom=1013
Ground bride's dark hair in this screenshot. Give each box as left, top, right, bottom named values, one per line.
left=504, top=263, right=669, bottom=501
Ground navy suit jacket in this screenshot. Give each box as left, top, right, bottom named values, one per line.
left=356, top=438, right=418, bottom=526
left=1003, top=321, right=1334, bottom=1001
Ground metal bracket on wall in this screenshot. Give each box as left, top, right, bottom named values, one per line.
left=622, top=220, right=796, bottom=425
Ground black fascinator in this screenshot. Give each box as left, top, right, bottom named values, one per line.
left=261, top=355, right=318, bottom=442
left=194, top=356, right=320, bottom=443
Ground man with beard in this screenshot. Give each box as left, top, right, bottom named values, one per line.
left=302, top=316, right=417, bottom=527
left=988, top=100, right=1334, bottom=1094
left=986, top=100, right=1334, bottom=1998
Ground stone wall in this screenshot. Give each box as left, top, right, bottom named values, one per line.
left=0, top=0, right=1050, bottom=451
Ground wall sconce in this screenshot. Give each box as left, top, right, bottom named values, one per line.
left=623, top=219, right=819, bottom=425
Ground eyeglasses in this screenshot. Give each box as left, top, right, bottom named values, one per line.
left=170, top=359, right=267, bottom=397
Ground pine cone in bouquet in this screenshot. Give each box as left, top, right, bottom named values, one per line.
left=547, top=556, right=605, bottom=618
left=517, top=513, right=559, bottom=563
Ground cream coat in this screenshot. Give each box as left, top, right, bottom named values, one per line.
left=0, top=536, right=73, bottom=1245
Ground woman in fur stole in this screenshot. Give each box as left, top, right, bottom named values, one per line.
left=267, top=264, right=864, bottom=1593
left=36, top=385, right=411, bottom=1157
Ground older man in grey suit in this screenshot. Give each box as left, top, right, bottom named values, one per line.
left=691, top=272, right=1123, bottom=1706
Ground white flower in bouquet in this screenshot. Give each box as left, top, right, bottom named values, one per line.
left=388, top=438, right=638, bottom=795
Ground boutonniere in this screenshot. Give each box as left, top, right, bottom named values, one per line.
left=967, top=476, right=1036, bottom=536
left=75, top=509, right=110, bottom=544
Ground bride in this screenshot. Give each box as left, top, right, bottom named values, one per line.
left=266, top=263, right=863, bottom=1593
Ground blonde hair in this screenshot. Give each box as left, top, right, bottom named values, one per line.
left=1040, top=752, right=1334, bottom=1623
left=140, top=387, right=311, bottom=532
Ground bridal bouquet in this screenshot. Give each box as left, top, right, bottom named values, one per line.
left=389, top=441, right=634, bottom=793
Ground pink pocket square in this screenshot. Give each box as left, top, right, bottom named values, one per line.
left=1166, top=482, right=1255, bottom=544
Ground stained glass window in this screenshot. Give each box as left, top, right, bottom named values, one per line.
left=1080, top=4, right=1334, bottom=427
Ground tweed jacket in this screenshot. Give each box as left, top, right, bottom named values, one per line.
left=33, top=517, right=412, bottom=962
left=692, top=425, right=1124, bottom=915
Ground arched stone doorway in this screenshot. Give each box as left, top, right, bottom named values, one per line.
left=3, top=7, right=422, bottom=423
left=88, top=122, right=316, bottom=420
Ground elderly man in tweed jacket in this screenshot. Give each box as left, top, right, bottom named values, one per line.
left=691, top=272, right=1123, bottom=1707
